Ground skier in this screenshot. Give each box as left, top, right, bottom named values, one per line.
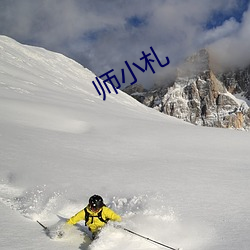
left=66, top=194, right=122, bottom=239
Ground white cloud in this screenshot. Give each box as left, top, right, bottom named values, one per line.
left=209, top=4, right=250, bottom=68
left=200, top=18, right=240, bottom=45
left=0, top=0, right=249, bottom=87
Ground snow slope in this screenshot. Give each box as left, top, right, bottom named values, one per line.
left=0, top=36, right=250, bottom=250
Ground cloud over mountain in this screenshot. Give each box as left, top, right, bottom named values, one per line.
left=0, top=0, right=249, bottom=87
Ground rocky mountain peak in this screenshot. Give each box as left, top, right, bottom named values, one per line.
left=123, top=49, right=250, bottom=130
left=177, top=48, right=210, bottom=78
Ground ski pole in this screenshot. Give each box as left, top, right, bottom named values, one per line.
left=122, top=227, right=180, bottom=250
left=37, top=220, right=48, bottom=231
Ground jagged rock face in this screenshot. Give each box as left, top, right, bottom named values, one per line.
left=162, top=74, right=249, bottom=128
left=123, top=49, right=250, bottom=130
left=217, top=66, right=250, bottom=99
left=123, top=84, right=147, bottom=103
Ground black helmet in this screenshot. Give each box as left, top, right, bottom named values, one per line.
left=89, top=195, right=104, bottom=210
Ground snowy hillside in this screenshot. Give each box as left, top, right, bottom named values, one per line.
left=0, top=36, right=250, bottom=250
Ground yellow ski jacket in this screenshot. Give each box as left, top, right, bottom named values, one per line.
left=67, top=206, right=121, bottom=233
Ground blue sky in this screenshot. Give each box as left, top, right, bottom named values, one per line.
left=206, top=0, right=249, bottom=29
left=0, top=0, right=249, bottom=87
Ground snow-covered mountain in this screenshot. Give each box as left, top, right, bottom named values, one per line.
left=124, top=49, right=250, bottom=130
left=0, top=36, right=250, bottom=250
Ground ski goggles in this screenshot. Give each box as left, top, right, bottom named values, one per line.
left=89, top=205, right=101, bottom=212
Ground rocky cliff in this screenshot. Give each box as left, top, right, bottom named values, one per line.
left=123, top=49, right=250, bottom=130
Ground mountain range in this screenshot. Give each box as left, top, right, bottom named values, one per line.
left=123, top=49, right=250, bottom=130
